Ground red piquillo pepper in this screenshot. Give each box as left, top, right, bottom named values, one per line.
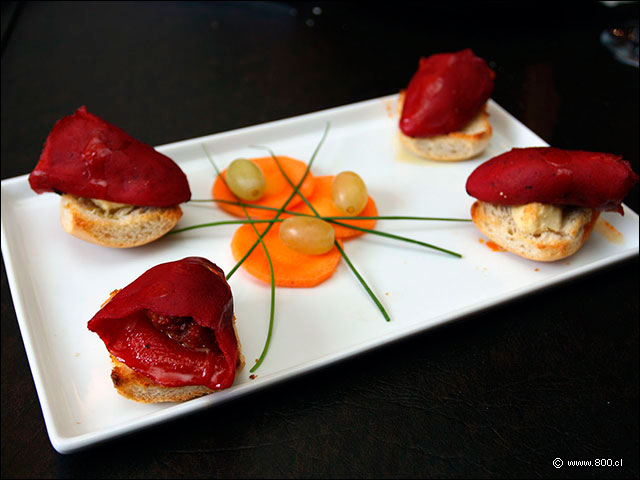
left=29, top=106, right=191, bottom=207
left=88, top=257, right=240, bottom=390
left=399, top=49, right=495, bottom=138
left=466, top=147, right=638, bottom=213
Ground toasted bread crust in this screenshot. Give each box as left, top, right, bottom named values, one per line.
left=471, top=201, right=600, bottom=261
left=60, top=194, right=182, bottom=248
left=397, top=91, right=492, bottom=161
left=110, top=357, right=215, bottom=403
left=108, top=316, right=245, bottom=403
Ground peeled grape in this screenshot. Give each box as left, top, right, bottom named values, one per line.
left=279, top=216, right=335, bottom=255
left=331, top=171, right=368, bottom=216
left=225, top=158, right=266, bottom=201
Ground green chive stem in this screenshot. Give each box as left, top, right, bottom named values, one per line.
left=334, top=242, right=390, bottom=322
left=255, top=145, right=391, bottom=322
left=170, top=218, right=281, bottom=235
left=189, top=198, right=471, bottom=223
left=174, top=214, right=461, bottom=258
left=225, top=123, right=330, bottom=280
left=201, top=145, right=276, bottom=373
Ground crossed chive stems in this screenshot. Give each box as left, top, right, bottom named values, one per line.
left=199, top=145, right=277, bottom=373
left=173, top=123, right=470, bottom=372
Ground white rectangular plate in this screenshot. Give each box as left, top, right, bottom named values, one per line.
left=2, top=95, right=638, bottom=454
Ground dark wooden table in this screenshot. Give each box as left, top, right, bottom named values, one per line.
left=2, top=2, right=638, bottom=478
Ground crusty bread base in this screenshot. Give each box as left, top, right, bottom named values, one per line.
left=471, top=201, right=600, bottom=262
left=397, top=91, right=492, bottom=162
left=60, top=194, right=182, bottom=248
left=109, top=316, right=245, bottom=403
left=110, top=356, right=215, bottom=403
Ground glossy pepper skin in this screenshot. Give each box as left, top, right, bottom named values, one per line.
left=29, top=106, right=191, bottom=207
left=88, top=257, right=239, bottom=390
left=466, top=147, right=639, bottom=213
left=399, top=49, right=495, bottom=138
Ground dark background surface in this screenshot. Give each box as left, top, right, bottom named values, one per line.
left=2, top=1, right=638, bottom=478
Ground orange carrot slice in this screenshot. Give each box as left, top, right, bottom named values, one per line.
left=289, top=176, right=378, bottom=239
left=212, top=156, right=315, bottom=218
left=230, top=222, right=341, bottom=288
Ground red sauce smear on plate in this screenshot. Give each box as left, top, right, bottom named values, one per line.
left=485, top=241, right=504, bottom=252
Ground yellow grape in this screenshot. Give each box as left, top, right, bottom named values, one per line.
left=331, top=171, right=368, bottom=216
left=225, top=158, right=266, bottom=201
left=279, top=216, right=335, bottom=255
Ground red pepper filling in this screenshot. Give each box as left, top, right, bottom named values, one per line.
left=146, top=310, right=220, bottom=353
left=104, top=311, right=230, bottom=389
left=465, top=147, right=639, bottom=213
left=88, top=257, right=239, bottom=390
left=29, top=106, right=191, bottom=207
left=399, top=49, right=494, bottom=138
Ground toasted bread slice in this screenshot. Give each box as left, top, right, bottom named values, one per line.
left=110, top=356, right=216, bottom=403
left=397, top=91, right=492, bottom=161
left=109, top=317, right=245, bottom=403
left=471, top=201, right=600, bottom=262
left=60, top=194, right=182, bottom=248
